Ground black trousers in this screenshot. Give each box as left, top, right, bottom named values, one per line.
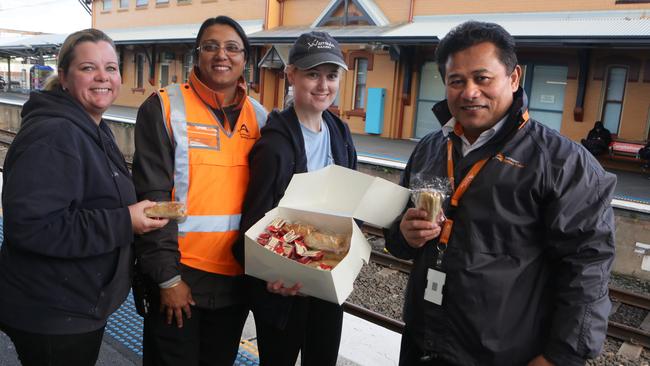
left=399, top=327, right=456, bottom=366
left=0, top=323, right=104, bottom=366
left=142, top=303, right=249, bottom=366
left=254, top=296, right=343, bottom=366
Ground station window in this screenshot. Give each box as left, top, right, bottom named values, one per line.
left=183, top=52, right=193, bottom=83
left=119, top=0, right=129, bottom=8
left=352, top=58, right=368, bottom=109
left=178, top=0, right=191, bottom=3
left=136, top=0, right=148, bottom=6
left=522, top=64, right=568, bottom=132
left=103, top=0, right=112, bottom=10
left=601, top=66, right=628, bottom=135
left=414, top=61, right=446, bottom=138
left=156, top=0, right=170, bottom=3
left=136, top=54, right=145, bottom=89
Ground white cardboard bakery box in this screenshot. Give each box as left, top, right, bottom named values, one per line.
left=244, top=164, right=410, bottom=305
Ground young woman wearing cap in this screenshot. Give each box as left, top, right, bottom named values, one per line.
left=237, top=31, right=357, bottom=365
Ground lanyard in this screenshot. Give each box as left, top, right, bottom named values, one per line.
left=435, top=111, right=529, bottom=268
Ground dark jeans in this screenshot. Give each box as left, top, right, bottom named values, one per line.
left=0, top=323, right=104, bottom=366
left=142, top=303, right=248, bottom=366
left=581, top=139, right=608, bottom=156
left=399, top=327, right=456, bottom=366
left=254, top=296, right=343, bottom=366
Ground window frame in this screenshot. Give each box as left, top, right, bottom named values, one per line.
left=183, top=51, right=194, bottom=83
left=102, top=0, right=112, bottom=11
left=600, top=65, right=629, bottom=135
left=345, top=50, right=373, bottom=118
left=352, top=57, right=368, bottom=111
left=136, top=0, right=148, bottom=7
left=135, top=53, right=145, bottom=90
left=119, top=0, right=129, bottom=9
left=413, top=60, right=446, bottom=139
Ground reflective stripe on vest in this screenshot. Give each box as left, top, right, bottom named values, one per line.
left=160, top=83, right=264, bottom=275
left=167, top=84, right=244, bottom=233
left=178, top=214, right=242, bottom=233
left=167, top=84, right=190, bottom=205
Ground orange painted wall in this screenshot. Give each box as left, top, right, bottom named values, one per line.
left=374, top=0, right=410, bottom=23
left=413, top=0, right=650, bottom=16
left=342, top=51, right=397, bottom=137
left=266, top=0, right=281, bottom=29
left=93, top=0, right=264, bottom=30
left=281, top=0, right=330, bottom=26
left=559, top=50, right=650, bottom=142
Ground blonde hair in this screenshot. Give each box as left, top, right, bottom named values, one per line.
left=44, top=29, right=116, bottom=91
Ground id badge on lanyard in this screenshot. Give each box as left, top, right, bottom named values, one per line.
left=424, top=113, right=528, bottom=305
left=423, top=138, right=488, bottom=306
left=424, top=227, right=451, bottom=306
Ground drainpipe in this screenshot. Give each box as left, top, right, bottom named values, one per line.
left=573, top=49, right=590, bottom=122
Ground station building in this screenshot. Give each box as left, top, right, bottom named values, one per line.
left=59, top=0, right=650, bottom=144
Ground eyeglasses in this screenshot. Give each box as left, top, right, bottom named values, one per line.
left=197, top=43, right=245, bottom=56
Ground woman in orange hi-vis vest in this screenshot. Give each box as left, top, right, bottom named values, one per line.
left=132, top=16, right=267, bottom=366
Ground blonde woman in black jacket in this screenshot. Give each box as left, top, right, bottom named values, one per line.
left=238, top=31, right=356, bottom=366
left=0, top=29, right=166, bottom=366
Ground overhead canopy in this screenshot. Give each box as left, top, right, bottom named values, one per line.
left=104, top=19, right=264, bottom=45
left=385, top=10, right=650, bottom=47
left=248, top=23, right=432, bottom=45
left=0, top=33, right=65, bottom=58
left=251, top=9, right=650, bottom=47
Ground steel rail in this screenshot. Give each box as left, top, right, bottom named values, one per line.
left=607, top=320, right=650, bottom=349
left=609, top=286, right=650, bottom=311
left=342, top=301, right=405, bottom=334
left=369, top=250, right=412, bottom=274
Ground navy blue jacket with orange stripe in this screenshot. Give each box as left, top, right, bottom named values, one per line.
left=386, top=88, right=616, bottom=366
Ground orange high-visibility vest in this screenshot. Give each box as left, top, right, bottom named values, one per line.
left=158, top=83, right=267, bottom=276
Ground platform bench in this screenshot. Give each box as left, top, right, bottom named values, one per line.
left=608, top=139, right=646, bottom=163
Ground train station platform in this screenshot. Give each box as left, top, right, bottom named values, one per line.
left=1, top=91, right=649, bottom=206
left=0, top=219, right=400, bottom=366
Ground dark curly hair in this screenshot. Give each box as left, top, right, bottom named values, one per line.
left=435, top=21, right=517, bottom=79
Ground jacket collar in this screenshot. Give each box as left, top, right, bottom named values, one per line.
left=432, top=87, right=529, bottom=145
left=188, top=67, right=247, bottom=110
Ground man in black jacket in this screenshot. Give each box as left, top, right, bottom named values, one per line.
left=581, top=121, right=612, bottom=156
left=386, top=21, right=616, bottom=366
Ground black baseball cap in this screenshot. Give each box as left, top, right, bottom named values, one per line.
left=289, top=31, right=348, bottom=70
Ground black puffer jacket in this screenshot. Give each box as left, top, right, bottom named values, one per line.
left=0, top=88, right=135, bottom=334
left=236, top=106, right=356, bottom=329
left=386, top=88, right=616, bottom=366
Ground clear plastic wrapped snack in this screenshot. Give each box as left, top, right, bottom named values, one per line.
left=410, top=173, right=451, bottom=224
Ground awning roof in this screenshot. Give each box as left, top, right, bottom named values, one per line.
left=386, top=10, right=650, bottom=47
left=248, top=23, right=430, bottom=45
left=104, top=19, right=264, bottom=45
left=250, top=9, right=650, bottom=47
left=0, top=33, right=65, bottom=50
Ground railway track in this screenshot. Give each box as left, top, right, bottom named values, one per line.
left=361, top=225, right=650, bottom=351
